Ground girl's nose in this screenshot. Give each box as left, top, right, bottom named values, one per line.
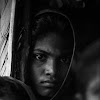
left=44, top=59, right=56, bottom=77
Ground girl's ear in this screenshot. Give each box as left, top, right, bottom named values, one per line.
left=74, top=93, right=83, bottom=100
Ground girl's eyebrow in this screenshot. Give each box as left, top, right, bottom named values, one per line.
left=61, top=51, right=73, bottom=57
left=34, top=49, right=72, bottom=58
left=33, top=49, right=51, bottom=55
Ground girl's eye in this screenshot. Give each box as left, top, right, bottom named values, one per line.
left=60, top=57, right=71, bottom=64
left=34, top=53, right=47, bottom=62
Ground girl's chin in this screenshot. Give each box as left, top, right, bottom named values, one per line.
left=37, top=87, right=55, bottom=97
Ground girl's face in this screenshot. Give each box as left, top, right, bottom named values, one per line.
left=30, top=33, right=73, bottom=97
left=86, top=75, right=100, bottom=100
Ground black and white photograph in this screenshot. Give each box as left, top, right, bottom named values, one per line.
left=0, top=0, right=100, bottom=100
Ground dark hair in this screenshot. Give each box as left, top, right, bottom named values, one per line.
left=30, top=10, right=74, bottom=48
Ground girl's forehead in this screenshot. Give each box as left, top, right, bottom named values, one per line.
left=34, top=35, right=73, bottom=56
left=37, top=33, right=73, bottom=47
left=35, top=33, right=73, bottom=53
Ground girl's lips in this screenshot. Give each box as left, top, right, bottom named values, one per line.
left=40, top=81, right=55, bottom=87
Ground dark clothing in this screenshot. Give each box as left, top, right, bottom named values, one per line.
left=0, top=76, right=36, bottom=100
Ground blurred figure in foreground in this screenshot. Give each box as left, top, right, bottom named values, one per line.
left=74, top=39, right=100, bottom=100
left=0, top=76, right=35, bottom=100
